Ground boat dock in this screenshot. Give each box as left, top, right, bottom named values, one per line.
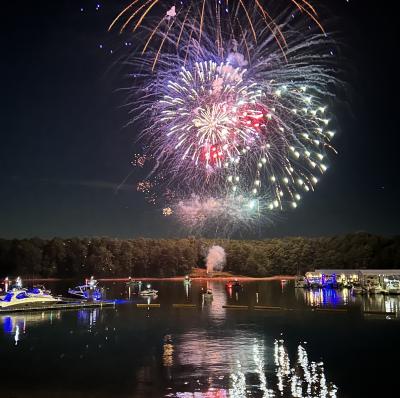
left=295, top=268, right=400, bottom=293
left=0, top=299, right=115, bottom=314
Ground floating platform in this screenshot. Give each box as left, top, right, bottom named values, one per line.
left=222, top=305, right=249, bottom=310
left=363, top=310, right=396, bottom=316
left=0, top=299, right=115, bottom=314
left=136, top=303, right=161, bottom=308
left=254, top=305, right=282, bottom=311
left=172, top=303, right=197, bottom=308
left=313, top=307, right=348, bottom=313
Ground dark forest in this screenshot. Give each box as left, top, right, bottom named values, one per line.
left=1, top=232, right=399, bottom=278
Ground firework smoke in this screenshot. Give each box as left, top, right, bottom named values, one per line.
left=206, top=245, right=226, bottom=274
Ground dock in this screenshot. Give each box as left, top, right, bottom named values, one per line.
left=223, top=305, right=249, bottom=310
left=136, top=303, right=161, bottom=308
left=172, top=303, right=197, bottom=308
left=0, top=299, right=115, bottom=314
left=254, top=305, right=285, bottom=311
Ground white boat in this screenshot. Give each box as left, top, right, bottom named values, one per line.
left=386, top=280, right=400, bottom=295
left=294, top=277, right=308, bottom=288
left=352, top=284, right=365, bottom=295
left=343, top=282, right=353, bottom=289
left=0, top=289, right=60, bottom=309
left=368, top=283, right=386, bottom=294
left=305, top=273, right=322, bottom=289
left=139, top=289, right=158, bottom=296
left=68, top=284, right=102, bottom=300
left=126, top=278, right=142, bottom=288
left=139, top=284, right=158, bottom=296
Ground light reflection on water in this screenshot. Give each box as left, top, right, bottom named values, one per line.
left=166, top=334, right=337, bottom=397
left=296, top=285, right=400, bottom=317
left=1, top=280, right=400, bottom=397
left=295, top=287, right=351, bottom=308
left=203, top=281, right=227, bottom=323
left=1, top=311, right=61, bottom=345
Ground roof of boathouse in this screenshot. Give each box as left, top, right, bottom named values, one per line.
left=315, top=269, right=360, bottom=275
left=315, top=269, right=400, bottom=276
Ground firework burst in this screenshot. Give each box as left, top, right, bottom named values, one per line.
left=110, top=0, right=324, bottom=68
left=120, top=2, right=341, bottom=234
left=158, top=60, right=268, bottom=169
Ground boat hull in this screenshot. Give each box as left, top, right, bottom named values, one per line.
left=0, top=297, right=60, bottom=309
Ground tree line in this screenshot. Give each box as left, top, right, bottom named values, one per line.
left=0, top=233, right=399, bottom=278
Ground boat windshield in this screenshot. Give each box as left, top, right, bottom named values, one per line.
left=2, top=293, right=14, bottom=302
left=16, top=292, right=29, bottom=299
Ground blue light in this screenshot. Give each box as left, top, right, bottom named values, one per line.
left=3, top=316, right=13, bottom=334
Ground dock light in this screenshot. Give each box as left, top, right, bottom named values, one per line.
left=147, top=284, right=151, bottom=289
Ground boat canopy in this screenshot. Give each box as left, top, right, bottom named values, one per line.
left=315, top=269, right=400, bottom=277
left=357, top=270, right=400, bottom=276
left=315, top=269, right=361, bottom=275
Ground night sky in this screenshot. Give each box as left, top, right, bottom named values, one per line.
left=1, top=1, right=397, bottom=239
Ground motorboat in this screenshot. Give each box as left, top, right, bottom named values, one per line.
left=386, top=280, right=400, bottom=295
left=139, top=284, right=158, bottom=297
left=368, top=283, right=387, bottom=294
left=305, top=273, right=322, bottom=289
left=294, top=276, right=308, bottom=288
left=203, top=289, right=213, bottom=300
left=352, top=283, right=365, bottom=295
left=322, top=274, right=339, bottom=289
left=68, top=284, right=102, bottom=300
left=226, top=280, right=242, bottom=291
left=183, top=276, right=192, bottom=286
left=139, top=289, right=158, bottom=297
left=126, top=278, right=142, bottom=288
left=341, top=280, right=353, bottom=289
left=0, top=289, right=60, bottom=309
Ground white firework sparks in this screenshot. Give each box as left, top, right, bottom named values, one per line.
left=121, top=3, right=342, bottom=234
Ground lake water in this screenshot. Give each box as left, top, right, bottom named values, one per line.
left=1, top=280, right=399, bottom=398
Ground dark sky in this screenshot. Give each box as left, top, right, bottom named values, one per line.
left=0, top=1, right=397, bottom=239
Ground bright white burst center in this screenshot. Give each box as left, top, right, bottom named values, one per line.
left=193, top=104, right=231, bottom=145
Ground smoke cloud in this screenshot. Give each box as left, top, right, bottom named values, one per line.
left=206, top=245, right=226, bottom=274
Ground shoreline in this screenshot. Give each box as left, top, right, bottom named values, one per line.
left=16, top=275, right=295, bottom=282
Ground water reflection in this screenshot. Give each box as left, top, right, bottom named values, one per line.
left=357, top=293, right=400, bottom=315
left=205, top=282, right=227, bottom=323
left=296, top=287, right=351, bottom=308
left=77, top=308, right=99, bottom=329
left=1, top=311, right=61, bottom=345
left=274, top=340, right=337, bottom=397
left=2, top=281, right=398, bottom=397
left=1, top=307, right=105, bottom=345
left=185, top=284, right=190, bottom=300
left=166, top=333, right=338, bottom=397
left=295, top=285, right=400, bottom=317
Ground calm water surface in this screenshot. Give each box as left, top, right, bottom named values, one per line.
left=1, top=280, right=399, bottom=398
